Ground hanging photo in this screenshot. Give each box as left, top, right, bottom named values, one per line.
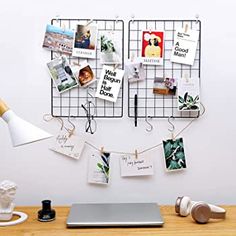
left=50, top=130, right=86, bottom=160
left=95, top=65, right=124, bottom=103
left=171, top=27, right=199, bottom=65
left=42, top=24, right=74, bottom=55
left=178, top=77, right=200, bottom=111
left=120, top=154, right=154, bottom=177
left=163, top=137, right=187, bottom=171
left=100, top=31, right=122, bottom=64
left=88, top=151, right=111, bottom=185
left=153, top=77, right=177, bottom=95
left=73, top=62, right=96, bottom=87
left=47, top=56, right=78, bottom=93
left=72, top=24, right=98, bottom=59
left=141, top=31, right=164, bottom=65
left=125, top=59, right=145, bottom=83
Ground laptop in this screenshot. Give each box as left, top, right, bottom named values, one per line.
left=66, top=203, right=164, bottom=227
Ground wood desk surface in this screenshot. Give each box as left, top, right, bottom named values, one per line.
left=0, top=206, right=235, bottom=236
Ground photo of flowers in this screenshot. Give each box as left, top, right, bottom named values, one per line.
left=72, top=24, right=98, bottom=58
left=141, top=31, right=164, bottom=65
left=163, top=138, right=186, bottom=171
left=47, top=56, right=78, bottom=93
left=153, top=77, right=177, bottom=95
left=42, top=24, right=74, bottom=55
left=100, top=31, right=122, bottom=64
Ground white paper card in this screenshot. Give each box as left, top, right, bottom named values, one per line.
left=88, top=152, right=110, bottom=184
left=50, top=131, right=85, bottom=159
left=120, top=155, right=154, bottom=177
left=95, top=65, right=124, bottom=102
left=171, top=27, right=199, bottom=65
left=178, top=77, right=200, bottom=111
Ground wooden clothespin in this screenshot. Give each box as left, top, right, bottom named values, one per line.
left=135, top=150, right=138, bottom=159
left=113, top=64, right=119, bottom=71
left=184, top=74, right=189, bottom=83
left=85, top=19, right=93, bottom=27
left=100, top=147, right=104, bottom=156
left=184, top=24, right=189, bottom=33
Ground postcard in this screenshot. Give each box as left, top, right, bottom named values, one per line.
left=171, top=27, right=199, bottom=65
left=42, top=24, right=74, bottom=55
left=47, top=56, right=78, bottom=93
left=141, top=31, right=164, bottom=65
left=163, top=137, right=187, bottom=171
left=72, top=24, right=98, bottom=59
left=125, top=59, right=145, bottom=83
left=95, top=65, right=124, bottom=103
left=153, top=77, right=177, bottom=95
left=100, top=31, right=122, bottom=64
left=88, top=151, right=111, bottom=184
left=120, top=154, right=154, bottom=177
left=178, top=77, right=200, bottom=111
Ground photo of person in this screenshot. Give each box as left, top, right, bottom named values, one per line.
left=153, top=77, right=177, bottom=95
left=42, top=24, right=74, bottom=55
left=47, top=56, right=78, bottom=93
left=75, top=64, right=95, bottom=87
left=141, top=31, right=164, bottom=65
left=72, top=24, right=98, bottom=59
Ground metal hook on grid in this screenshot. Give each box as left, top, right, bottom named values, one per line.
left=195, top=14, right=200, bottom=24
left=168, top=116, right=175, bottom=139
left=131, top=14, right=135, bottom=24
left=81, top=101, right=97, bottom=134
left=55, top=14, right=60, bottom=23
left=115, top=15, right=119, bottom=24
left=145, top=116, right=153, bottom=132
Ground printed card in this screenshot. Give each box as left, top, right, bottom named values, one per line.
left=163, top=137, right=187, bottom=171
left=171, top=27, right=199, bottom=65
left=153, top=77, right=177, bottom=95
left=50, top=131, right=86, bottom=160
left=72, top=24, right=98, bottom=59
left=95, top=65, right=124, bottom=102
left=42, top=24, right=74, bottom=55
left=125, top=59, right=145, bottom=83
left=47, top=56, right=78, bottom=93
left=141, top=31, right=164, bottom=65
left=100, top=31, right=122, bottom=64
left=88, top=152, right=111, bottom=184
left=120, top=155, right=154, bottom=177
left=178, top=77, right=200, bottom=111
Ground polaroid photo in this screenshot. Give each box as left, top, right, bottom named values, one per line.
left=141, top=31, right=164, bottom=65
left=72, top=24, right=98, bottom=59
left=125, top=59, right=145, bottom=83
left=178, top=77, right=200, bottom=111
left=171, top=27, right=199, bottom=66
left=163, top=137, right=187, bottom=171
left=88, top=151, right=111, bottom=185
left=153, top=77, right=177, bottom=95
left=73, top=62, right=96, bottom=88
left=95, top=65, right=124, bottom=103
left=100, top=31, right=122, bottom=64
left=47, top=56, right=78, bottom=93
left=42, top=24, right=74, bottom=55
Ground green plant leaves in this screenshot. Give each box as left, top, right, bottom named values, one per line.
left=178, top=92, right=200, bottom=111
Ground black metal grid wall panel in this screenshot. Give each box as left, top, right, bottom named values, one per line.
left=50, top=19, right=124, bottom=118
left=128, top=20, right=201, bottom=118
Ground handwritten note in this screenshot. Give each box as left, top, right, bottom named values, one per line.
left=119, top=155, right=154, bottom=177
left=50, top=131, right=85, bottom=160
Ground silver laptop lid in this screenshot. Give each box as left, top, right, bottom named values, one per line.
left=67, top=203, right=164, bottom=227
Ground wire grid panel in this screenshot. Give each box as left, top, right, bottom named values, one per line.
left=50, top=19, right=124, bottom=118
left=128, top=20, right=201, bottom=118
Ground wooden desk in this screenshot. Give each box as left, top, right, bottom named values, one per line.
left=0, top=206, right=235, bottom=236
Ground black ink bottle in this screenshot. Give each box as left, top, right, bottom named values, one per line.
left=38, top=200, right=56, bottom=222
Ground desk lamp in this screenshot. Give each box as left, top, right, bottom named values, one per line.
left=0, top=98, right=52, bottom=226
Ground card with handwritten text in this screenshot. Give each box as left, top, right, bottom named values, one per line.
left=119, top=155, right=154, bottom=177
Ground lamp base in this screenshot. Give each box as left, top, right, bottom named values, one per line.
left=0, top=211, right=28, bottom=226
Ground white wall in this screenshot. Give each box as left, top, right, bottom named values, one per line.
left=0, top=0, right=236, bottom=206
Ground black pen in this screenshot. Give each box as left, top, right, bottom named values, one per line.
left=134, top=94, right=138, bottom=127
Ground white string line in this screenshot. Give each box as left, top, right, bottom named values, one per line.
left=85, top=103, right=205, bottom=156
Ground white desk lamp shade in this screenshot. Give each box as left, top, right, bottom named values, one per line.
left=0, top=99, right=52, bottom=147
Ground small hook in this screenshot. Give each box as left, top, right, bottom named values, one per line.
left=195, top=14, right=200, bottom=24
left=115, top=15, right=119, bottom=24
left=168, top=116, right=175, bottom=133
left=131, top=14, right=135, bottom=24
left=145, top=116, right=153, bottom=132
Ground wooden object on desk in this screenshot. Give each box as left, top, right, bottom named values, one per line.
left=0, top=206, right=235, bottom=236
